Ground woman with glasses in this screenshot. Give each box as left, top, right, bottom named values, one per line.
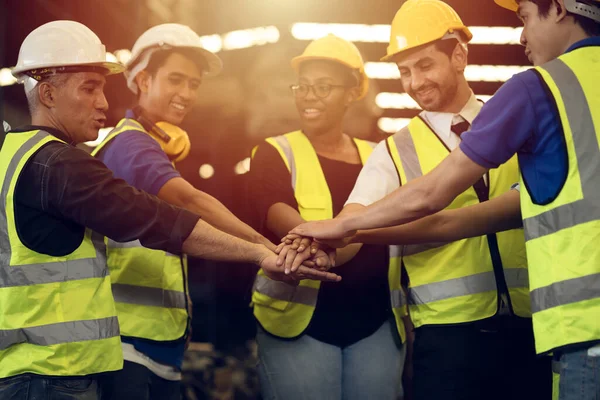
left=247, top=34, right=406, bottom=400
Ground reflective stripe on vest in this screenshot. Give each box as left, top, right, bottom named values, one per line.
left=0, top=130, right=121, bottom=378
left=251, top=131, right=407, bottom=341
left=521, top=50, right=600, bottom=354
left=387, top=117, right=530, bottom=326
left=92, top=121, right=189, bottom=342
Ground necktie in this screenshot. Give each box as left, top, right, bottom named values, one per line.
left=451, top=120, right=488, bottom=201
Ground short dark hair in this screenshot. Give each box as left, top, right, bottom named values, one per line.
left=145, top=48, right=208, bottom=77
left=434, top=38, right=461, bottom=58
left=527, top=0, right=600, bottom=36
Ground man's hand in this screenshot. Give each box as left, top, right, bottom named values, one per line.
left=281, top=233, right=354, bottom=249
left=290, top=218, right=356, bottom=240
left=259, top=253, right=341, bottom=283
left=276, top=235, right=336, bottom=274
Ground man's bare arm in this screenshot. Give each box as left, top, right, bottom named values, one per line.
left=159, top=177, right=274, bottom=250
left=354, top=189, right=522, bottom=245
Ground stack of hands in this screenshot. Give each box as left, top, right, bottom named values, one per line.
left=262, top=218, right=358, bottom=285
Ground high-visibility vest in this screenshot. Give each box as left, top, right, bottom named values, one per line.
left=251, top=130, right=407, bottom=341
left=0, top=130, right=122, bottom=378
left=91, top=119, right=189, bottom=342
left=521, top=47, right=600, bottom=354
left=386, top=117, right=530, bottom=328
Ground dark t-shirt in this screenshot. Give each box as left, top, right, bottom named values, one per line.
left=10, top=125, right=200, bottom=258
left=249, top=143, right=391, bottom=348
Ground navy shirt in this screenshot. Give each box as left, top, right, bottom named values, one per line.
left=460, top=37, right=600, bottom=204
left=95, top=111, right=186, bottom=369
left=249, top=144, right=393, bottom=348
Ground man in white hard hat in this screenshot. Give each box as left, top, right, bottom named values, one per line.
left=285, top=1, right=551, bottom=399
left=91, top=23, right=287, bottom=399
left=293, top=0, right=600, bottom=398
left=0, top=20, right=340, bottom=400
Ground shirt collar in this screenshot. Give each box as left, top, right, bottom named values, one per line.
left=421, top=92, right=483, bottom=138
left=566, top=36, right=600, bottom=53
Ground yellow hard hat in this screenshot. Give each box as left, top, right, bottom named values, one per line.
left=291, top=34, right=369, bottom=100
left=494, top=0, right=518, bottom=11
left=382, top=0, right=473, bottom=61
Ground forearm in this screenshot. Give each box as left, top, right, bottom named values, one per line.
left=187, top=191, right=270, bottom=246
left=354, top=190, right=522, bottom=245
left=342, top=149, right=488, bottom=232
left=182, top=219, right=271, bottom=265
left=266, top=203, right=306, bottom=239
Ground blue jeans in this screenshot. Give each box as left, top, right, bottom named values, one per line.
left=256, top=319, right=405, bottom=400
left=0, top=374, right=102, bottom=400
left=556, top=344, right=600, bottom=400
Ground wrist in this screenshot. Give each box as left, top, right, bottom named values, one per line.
left=253, top=244, right=271, bottom=267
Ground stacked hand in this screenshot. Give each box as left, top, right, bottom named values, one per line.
left=275, top=234, right=336, bottom=275
left=259, top=246, right=341, bottom=284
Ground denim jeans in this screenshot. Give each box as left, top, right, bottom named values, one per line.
left=102, top=361, right=181, bottom=400
left=556, top=344, right=600, bottom=400
left=256, top=319, right=405, bottom=400
left=0, top=374, right=102, bottom=400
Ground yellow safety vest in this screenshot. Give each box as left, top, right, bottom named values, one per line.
left=251, top=130, right=407, bottom=341
left=386, top=117, right=530, bottom=328
left=91, top=119, right=189, bottom=342
left=0, top=130, right=121, bottom=378
left=521, top=47, right=600, bottom=354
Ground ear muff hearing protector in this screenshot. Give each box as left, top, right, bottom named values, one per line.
left=133, top=107, right=191, bottom=163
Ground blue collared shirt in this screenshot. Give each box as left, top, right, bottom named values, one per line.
left=460, top=37, right=600, bottom=204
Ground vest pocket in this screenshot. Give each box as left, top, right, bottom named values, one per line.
left=252, top=291, right=292, bottom=311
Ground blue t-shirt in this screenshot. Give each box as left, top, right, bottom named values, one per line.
left=460, top=37, right=600, bottom=204
left=95, top=110, right=186, bottom=369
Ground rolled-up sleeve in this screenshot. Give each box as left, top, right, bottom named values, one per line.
left=460, top=71, right=537, bottom=169
left=42, top=144, right=200, bottom=255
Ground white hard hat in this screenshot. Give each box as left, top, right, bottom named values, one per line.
left=12, top=20, right=124, bottom=84
left=125, top=23, right=223, bottom=94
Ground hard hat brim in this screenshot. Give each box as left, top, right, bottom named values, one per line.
left=12, top=60, right=125, bottom=79
left=494, top=0, right=519, bottom=11
left=126, top=45, right=223, bottom=78
left=290, top=55, right=368, bottom=100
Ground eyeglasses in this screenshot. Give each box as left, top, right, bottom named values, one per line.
left=289, top=83, right=349, bottom=99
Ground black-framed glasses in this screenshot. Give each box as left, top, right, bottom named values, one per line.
left=289, top=83, right=348, bottom=99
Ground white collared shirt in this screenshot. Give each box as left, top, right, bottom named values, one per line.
left=346, top=93, right=483, bottom=207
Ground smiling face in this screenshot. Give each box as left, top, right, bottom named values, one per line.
left=394, top=40, right=466, bottom=112
left=294, top=60, right=359, bottom=135
left=136, top=50, right=204, bottom=125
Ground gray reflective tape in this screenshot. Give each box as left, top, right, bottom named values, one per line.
left=0, top=131, right=50, bottom=270
left=392, top=126, right=423, bottom=181
left=0, top=316, right=119, bottom=350
left=272, top=135, right=296, bottom=190
left=552, top=360, right=561, bottom=374
left=391, top=289, right=407, bottom=308
left=402, top=242, right=449, bottom=256
left=410, top=271, right=497, bottom=305
left=523, top=59, right=600, bottom=241
left=112, top=283, right=186, bottom=309
left=530, top=273, right=600, bottom=313
left=504, top=268, right=529, bottom=289
left=389, top=245, right=402, bottom=259
left=107, top=239, right=143, bottom=249
left=0, top=258, right=108, bottom=288
left=253, top=275, right=318, bottom=307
